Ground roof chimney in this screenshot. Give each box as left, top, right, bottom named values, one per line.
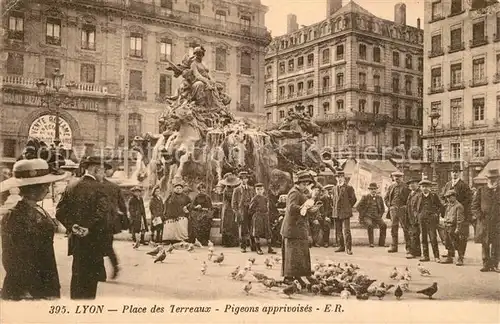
left=326, top=0, right=342, bottom=18
left=394, top=3, right=406, bottom=25
left=417, top=17, right=421, bottom=29
left=287, top=14, right=298, bottom=34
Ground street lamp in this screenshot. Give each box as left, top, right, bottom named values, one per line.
left=429, top=110, right=441, bottom=182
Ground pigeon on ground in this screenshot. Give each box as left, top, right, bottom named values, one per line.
left=417, top=282, right=438, bottom=299
left=311, top=284, right=321, bottom=295
left=398, top=280, right=410, bottom=292
left=235, top=267, right=249, bottom=281
left=389, top=267, right=399, bottom=280
left=201, top=261, right=207, bottom=275
left=402, top=267, right=412, bottom=280
left=187, top=243, right=195, bottom=252
left=417, top=263, right=431, bottom=276
left=283, top=280, right=300, bottom=298
left=394, top=285, right=403, bottom=300
left=165, top=244, right=174, bottom=254
left=154, top=250, right=166, bottom=263
left=149, top=241, right=158, bottom=247
left=248, top=257, right=256, bottom=265
left=146, top=246, right=161, bottom=256
left=230, top=266, right=240, bottom=279
left=340, top=288, right=351, bottom=299
left=207, top=240, right=214, bottom=249
left=194, top=238, right=203, bottom=248
left=244, top=282, right=252, bottom=295
left=264, top=258, right=273, bottom=269
left=213, top=253, right=224, bottom=265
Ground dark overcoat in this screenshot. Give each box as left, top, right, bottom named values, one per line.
left=335, top=184, right=357, bottom=220
left=128, top=196, right=148, bottom=232
left=55, top=175, right=110, bottom=282
left=471, top=186, right=500, bottom=244
left=231, top=185, right=254, bottom=223
left=406, top=189, right=421, bottom=225
left=440, top=179, right=472, bottom=221
left=1, top=199, right=60, bottom=300
left=280, top=186, right=308, bottom=239
left=414, top=192, right=444, bottom=221
left=102, top=179, right=129, bottom=234
left=149, top=195, right=165, bottom=221
left=356, top=194, right=385, bottom=219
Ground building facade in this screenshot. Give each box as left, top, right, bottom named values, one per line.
left=423, top=0, right=500, bottom=185
left=264, top=1, right=424, bottom=161
left=1, top=0, right=270, bottom=164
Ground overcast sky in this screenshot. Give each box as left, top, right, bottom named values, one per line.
left=261, top=0, right=425, bottom=36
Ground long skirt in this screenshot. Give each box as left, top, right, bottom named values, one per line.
left=162, top=217, right=189, bottom=241
left=281, top=237, right=312, bottom=278
left=221, top=203, right=239, bottom=247
left=189, top=209, right=213, bottom=245
left=252, top=212, right=271, bottom=239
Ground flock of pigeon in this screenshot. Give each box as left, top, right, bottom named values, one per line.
left=140, top=241, right=439, bottom=300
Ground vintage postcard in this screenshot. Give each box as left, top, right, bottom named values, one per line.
left=0, top=0, right=499, bottom=323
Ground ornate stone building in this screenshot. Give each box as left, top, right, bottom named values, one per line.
left=423, top=0, right=500, bottom=185
left=1, top=0, right=270, bottom=164
left=264, top=1, right=424, bottom=160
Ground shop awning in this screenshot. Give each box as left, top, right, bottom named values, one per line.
left=474, top=159, right=500, bottom=184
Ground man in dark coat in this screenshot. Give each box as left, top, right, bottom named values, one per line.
left=333, top=170, right=357, bottom=255
left=384, top=171, right=410, bottom=254
left=414, top=179, right=444, bottom=262
left=471, top=169, right=500, bottom=272
left=101, top=166, right=128, bottom=279
left=129, top=186, right=148, bottom=244
left=356, top=182, right=386, bottom=247
left=55, top=156, right=111, bottom=299
left=405, top=178, right=422, bottom=258
left=232, top=171, right=255, bottom=253
left=316, top=185, right=335, bottom=247
left=440, top=164, right=472, bottom=258
left=280, top=170, right=315, bottom=286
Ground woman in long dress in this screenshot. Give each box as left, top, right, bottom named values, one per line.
left=1, top=158, right=70, bottom=300
left=163, top=181, right=191, bottom=243
left=189, top=183, right=213, bottom=245
left=219, top=173, right=241, bottom=247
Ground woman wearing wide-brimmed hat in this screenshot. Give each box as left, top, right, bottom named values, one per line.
left=220, top=173, right=241, bottom=247
left=1, top=158, right=70, bottom=300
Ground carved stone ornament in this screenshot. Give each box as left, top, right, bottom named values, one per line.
left=184, top=36, right=205, bottom=47
left=44, top=7, right=64, bottom=18
left=127, top=24, right=147, bottom=35
left=79, top=14, right=97, bottom=25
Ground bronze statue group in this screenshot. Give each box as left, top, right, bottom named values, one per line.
left=1, top=150, right=499, bottom=300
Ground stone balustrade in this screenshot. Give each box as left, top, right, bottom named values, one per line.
left=1, top=75, right=108, bottom=94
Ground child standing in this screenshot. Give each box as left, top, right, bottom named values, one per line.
left=442, top=189, right=466, bottom=266
left=248, top=183, right=276, bottom=255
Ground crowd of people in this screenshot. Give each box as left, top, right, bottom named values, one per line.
left=1, top=152, right=499, bottom=301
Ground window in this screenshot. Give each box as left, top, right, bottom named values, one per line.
left=46, top=17, right=61, bottom=45
left=240, top=16, right=251, bottom=30
left=335, top=131, right=344, bottom=146
left=278, top=86, right=285, bottom=99
left=240, top=52, right=252, bottom=75
left=405, top=105, right=412, bottom=119
left=266, top=112, right=272, bottom=122
left=392, top=129, right=401, bottom=147
left=450, top=63, right=462, bottom=86
left=373, top=74, right=380, bottom=92
left=8, top=13, right=24, bottom=40
left=80, top=64, right=95, bottom=83
left=279, top=62, right=285, bottom=74
left=359, top=72, right=366, bottom=89
left=472, top=58, right=485, bottom=82
left=393, top=51, right=399, bottom=66
left=307, top=80, right=314, bottom=93
left=307, top=105, right=314, bottom=117
left=288, top=84, right=294, bottom=97
left=404, top=133, right=412, bottom=151
left=472, top=139, right=485, bottom=157
left=189, top=4, right=201, bottom=17
left=431, top=67, right=442, bottom=89
left=418, top=57, right=423, bottom=71
left=160, top=0, right=173, bottom=9
left=129, top=70, right=143, bottom=91
left=373, top=101, right=380, bottom=114
left=322, top=76, right=330, bottom=92
left=159, top=74, right=172, bottom=96
left=336, top=73, right=344, bottom=88
left=81, top=24, right=96, bottom=50
left=323, top=102, right=330, bottom=114
left=431, top=1, right=442, bottom=20
left=337, top=99, right=344, bottom=111
left=431, top=34, right=442, bottom=53
left=405, top=54, right=412, bottom=69
left=265, top=89, right=272, bottom=103
left=392, top=103, right=399, bottom=119
left=405, top=77, right=412, bottom=95
left=307, top=54, right=314, bottom=66
left=472, top=21, right=485, bottom=42
left=451, top=143, right=461, bottom=160
left=392, top=74, right=400, bottom=93
left=239, top=85, right=252, bottom=112
left=450, top=0, right=462, bottom=14
left=418, top=78, right=423, bottom=96
left=288, top=59, right=294, bottom=72
left=297, top=56, right=304, bottom=68
left=215, top=47, right=226, bottom=71
left=359, top=44, right=367, bottom=60
left=359, top=99, right=366, bottom=112
left=450, top=98, right=462, bottom=128
left=297, top=82, right=304, bottom=95
left=336, top=45, right=344, bottom=60
left=450, top=28, right=462, bottom=50
left=215, top=10, right=227, bottom=26
left=2, top=139, right=16, bottom=158
left=128, top=113, right=142, bottom=139
left=6, top=53, right=23, bottom=75
left=473, top=98, right=485, bottom=122
left=373, top=133, right=380, bottom=147
left=45, top=58, right=60, bottom=78
left=130, top=33, right=142, bottom=57
left=279, top=110, right=285, bottom=119
left=373, top=47, right=380, bottom=62
left=160, top=38, right=172, bottom=61
left=322, top=48, right=330, bottom=64
left=358, top=132, right=366, bottom=146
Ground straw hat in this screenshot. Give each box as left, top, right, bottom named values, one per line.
left=220, top=173, right=241, bottom=187
left=0, top=159, right=70, bottom=192
left=391, top=171, right=404, bottom=177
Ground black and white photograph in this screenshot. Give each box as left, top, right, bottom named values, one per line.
left=0, top=0, right=499, bottom=323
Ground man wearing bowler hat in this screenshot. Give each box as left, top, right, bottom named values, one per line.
left=356, top=183, right=386, bottom=247
left=384, top=171, right=410, bottom=254
left=56, top=156, right=111, bottom=299
left=471, top=169, right=500, bottom=272
left=333, top=170, right=357, bottom=255
left=232, top=171, right=256, bottom=253
left=405, top=178, right=422, bottom=258
left=440, top=163, right=472, bottom=259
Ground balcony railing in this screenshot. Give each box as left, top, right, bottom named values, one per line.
left=469, top=77, right=488, bottom=87
left=448, top=42, right=465, bottom=53
left=494, top=73, right=500, bottom=84
left=428, top=85, right=444, bottom=94
left=405, top=89, right=413, bottom=96
left=374, top=85, right=381, bottom=93
left=469, top=36, right=488, bottom=48
left=128, top=89, right=147, bottom=101
left=448, top=81, right=465, bottom=91
left=306, top=88, right=314, bottom=95
left=428, top=47, right=444, bottom=58
left=1, top=75, right=108, bottom=94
